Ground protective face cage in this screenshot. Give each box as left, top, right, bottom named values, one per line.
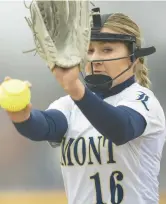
left=83, top=7, right=156, bottom=93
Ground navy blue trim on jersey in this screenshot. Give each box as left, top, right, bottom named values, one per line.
left=74, top=86, right=147, bottom=146
left=95, top=75, right=135, bottom=99
left=13, top=109, right=68, bottom=142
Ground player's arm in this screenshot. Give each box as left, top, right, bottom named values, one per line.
left=73, top=87, right=146, bottom=146
left=13, top=109, right=68, bottom=143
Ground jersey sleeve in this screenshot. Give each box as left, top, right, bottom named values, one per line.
left=46, top=95, right=73, bottom=148
left=117, top=89, right=165, bottom=135
left=46, top=95, right=73, bottom=125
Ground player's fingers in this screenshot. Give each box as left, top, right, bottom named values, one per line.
left=24, top=81, right=32, bottom=88
left=3, top=78, right=32, bottom=88
left=6, top=103, right=32, bottom=122
left=4, top=76, right=11, bottom=81
left=26, top=103, right=32, bottom=112
left=6, top=103, right=32, bottom=114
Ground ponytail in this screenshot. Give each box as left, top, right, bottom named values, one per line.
left=134, top=57, right=151, bottom=88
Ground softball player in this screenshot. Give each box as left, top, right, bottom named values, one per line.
left=6, top=11, right=165, bottom=204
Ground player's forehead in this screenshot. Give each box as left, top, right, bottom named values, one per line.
left=89, top=41, right=124, bottom=49
left=89, top=27, right=125, bottom=48
left=89, top=41, right=108, bottom=47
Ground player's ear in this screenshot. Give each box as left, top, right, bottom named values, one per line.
left=133, top=58, right=139, bottom=66
left=132, top=58, right=139, bottom=72
left=131, top=58, right=139, bottom=67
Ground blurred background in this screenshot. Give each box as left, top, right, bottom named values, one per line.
left=0, top=1, right=166, bottom=203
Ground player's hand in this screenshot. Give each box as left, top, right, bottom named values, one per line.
left=2, top=77, right=32, bottom=123
left=52, top=65, right=85, bottom=100
left=52, top=65, right=80, bottom=89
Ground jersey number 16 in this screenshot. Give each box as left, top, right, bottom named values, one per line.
left=90, top=171, right=124, bottom=204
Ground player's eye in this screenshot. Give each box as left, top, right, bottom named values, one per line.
left=88, top=48, right=94, bottom=54
left=103, top=47, right=113, bottom=53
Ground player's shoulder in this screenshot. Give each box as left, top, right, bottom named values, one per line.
left=120, top=82, right=155, bottom=100
left=119, top=82, right=165, bottom=128
left=120, top=82, right=161, bottom=109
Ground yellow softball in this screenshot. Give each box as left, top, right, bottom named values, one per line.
left=0, top=79, right=31, bottom=112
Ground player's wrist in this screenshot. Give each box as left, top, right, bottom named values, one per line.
left=64, top=79, right=85, bottom=101
left=9, top=112, right=31, bottom=123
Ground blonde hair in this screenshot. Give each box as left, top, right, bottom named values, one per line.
left=103, top=13, right=151, bottom=88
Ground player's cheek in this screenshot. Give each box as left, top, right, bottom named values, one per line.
left=85, top=62, right=91, bottom=74
left=104, top=61, right=117, bottom=77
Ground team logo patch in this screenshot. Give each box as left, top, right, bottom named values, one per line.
left=136, top=91, right=149, bottom=111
